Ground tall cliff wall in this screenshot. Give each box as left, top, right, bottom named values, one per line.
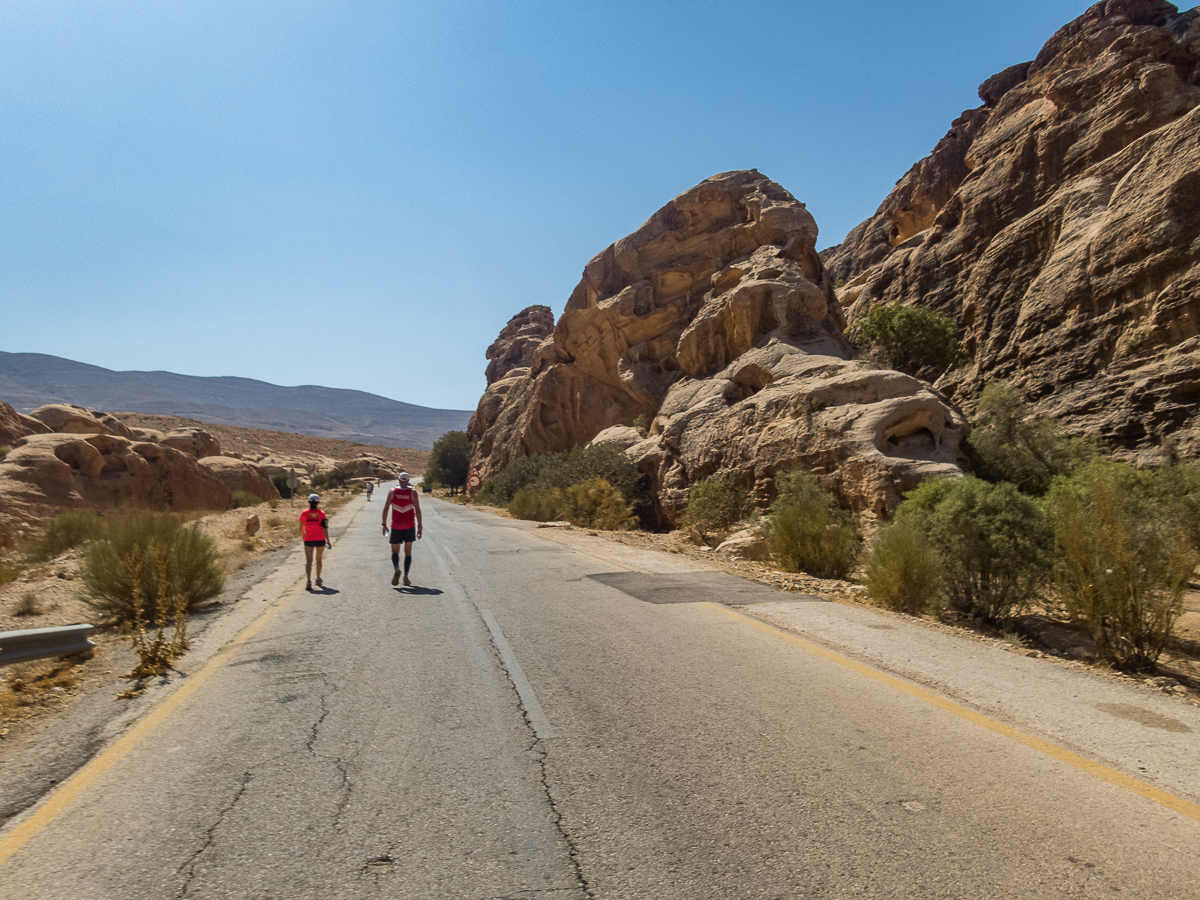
left=824, top=0, right=1200, bottom=457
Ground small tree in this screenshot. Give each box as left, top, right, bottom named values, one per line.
left=428, top=431, right=472, bottom=494
left=967, top=382, right=1098, bottom=495
left=1049, top=461, right=1196, bottom=671
left=848, top=301, right=965, bottom=378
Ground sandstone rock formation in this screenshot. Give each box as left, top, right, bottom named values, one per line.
left=470, top=170, right=968, bottom=521
left=161, top=428, right=221, bottom=458
left=197, top=456, right=281, bottom=502
left=0, top=432, right=233, bottom=538
left=28, top=404, right=137, bottom=440
left=0, top=401, right=49, bottom=447
left=823, top=0, right=1200, bottom=455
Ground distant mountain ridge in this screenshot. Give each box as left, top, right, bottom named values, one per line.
left=0, top=351, right=471, bottom=451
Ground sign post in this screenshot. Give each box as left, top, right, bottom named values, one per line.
left=286, top=469, right=299, bottom=506
left=467, top=466, right=482, bottom=499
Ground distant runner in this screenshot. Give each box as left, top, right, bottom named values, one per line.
left=382, top=472, right=423, bottom=586
left=365, top=481, right=374, bottom=501
left=300, top=493, right=331, bottom=591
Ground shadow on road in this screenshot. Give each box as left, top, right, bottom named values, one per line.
left=394, top=586, right=443, bottom=597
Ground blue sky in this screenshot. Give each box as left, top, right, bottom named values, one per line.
left=2, top=0, right=1092, bottom=412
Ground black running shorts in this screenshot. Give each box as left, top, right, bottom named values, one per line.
left=389, top=527, right=417, bottom=544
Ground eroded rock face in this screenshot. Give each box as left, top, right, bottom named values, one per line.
left=0, top=432, right=233, bottom=531
left=824, top=0, right=1200, bottom=454
left=198, top=456, right=281, bottom=502
left=0, top=401, right=50, bottom=446
left=470, top=170, right=968, bottom=520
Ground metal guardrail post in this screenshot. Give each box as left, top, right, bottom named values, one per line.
left=0, top=624, right=97, bottom=667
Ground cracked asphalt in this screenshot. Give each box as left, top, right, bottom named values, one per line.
left=1, top=495, right=1199, bottom=898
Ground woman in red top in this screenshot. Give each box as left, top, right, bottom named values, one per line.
left=300, top=493, right=331, bottom=590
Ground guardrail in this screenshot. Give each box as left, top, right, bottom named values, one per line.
left=0, top=624, right=97, bottom=667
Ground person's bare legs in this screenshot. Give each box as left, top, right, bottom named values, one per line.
left=304, top=545, right=315, bottom=589
left=314, top=545, right=324, bottom=586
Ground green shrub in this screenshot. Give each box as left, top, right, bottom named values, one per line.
left=680, top=481, right=748, bottom=538
left=557, top=478, right=639, bottom=531
left=311, top=466, right=354, bottom=490
left=81, top=511, right=225, bottom=624
left=508, top=487, right=561, bottom=522
left=967, top=382, right=1098, bottom=495
left=490, top=454, right=559, bottom=504
left=897, top=476, right=1052, bottom=622
left=863, top=518, right=944, bottom=615
left=230, top=490, right=261, bottom=509
left=848, top=301, right=965, bottom=377
left=1049, top=460, right=1196, bottom=671
left=491, top=444, right=651, bottom=521
left=767, top=471, right=858, bottom=579
left=25, top=509, right=105, bottom=563
left=1127, top=460, right=1200, bottom=551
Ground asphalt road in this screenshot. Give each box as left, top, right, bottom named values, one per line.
left=1, top=495, right=1198, bottom=898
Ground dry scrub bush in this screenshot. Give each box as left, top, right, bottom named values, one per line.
left=26, top=509, right=104, bottom=563
left=14, top=591, right=46, bottom=617
left=680, top=482, right=747, bottom=542
left=1049, top=461, right=1196, bottom=672
left=508, top=487, right=561, bottom=522
left=863, top=519, right=944, bottom=615
left=767, top=472, right=858, bottom=579
left=121, top=550, right=191, bottom=683
left=557, top=478, right=638, bottom=531
left=82, top=511, right=224, bottom=625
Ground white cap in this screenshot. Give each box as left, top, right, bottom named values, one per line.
left=308, top=493, right=319, bottom=502
left=398, top=472, right=410, bottom=482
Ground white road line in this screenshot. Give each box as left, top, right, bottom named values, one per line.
left=480, top=610, right=555, bottom=741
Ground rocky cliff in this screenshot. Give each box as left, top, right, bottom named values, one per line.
left=469, top=171, right=968, bottom=522
left=824, top=0, right=1200, bottom=457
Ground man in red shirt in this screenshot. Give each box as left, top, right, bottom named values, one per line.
left=382, top=472, right=423, bottom=586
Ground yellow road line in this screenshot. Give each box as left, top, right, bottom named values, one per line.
left=0, top=578, right=307, bottom=867
left=705, top=602, right=1200, bottom=824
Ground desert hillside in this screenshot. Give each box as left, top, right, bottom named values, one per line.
left=0, top=351, right=470, bottom=451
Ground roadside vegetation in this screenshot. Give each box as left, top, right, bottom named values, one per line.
left=470, top=381, right=1199, bottom=675
left=426, top=430, right=471, bottom=494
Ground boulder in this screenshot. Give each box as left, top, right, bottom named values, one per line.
left=0, top=400, right=50, bottom=446
left=823, top=0, right=1200, bottom=455
left=27, top=404, right=137, bottom=440
left=343, top=455, right=398, bottom=480
left=470, top=170, right=967, bottom=521
left=198, top=456, right=281, bottom=501
left=161, top=428, right=221, bottom=458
